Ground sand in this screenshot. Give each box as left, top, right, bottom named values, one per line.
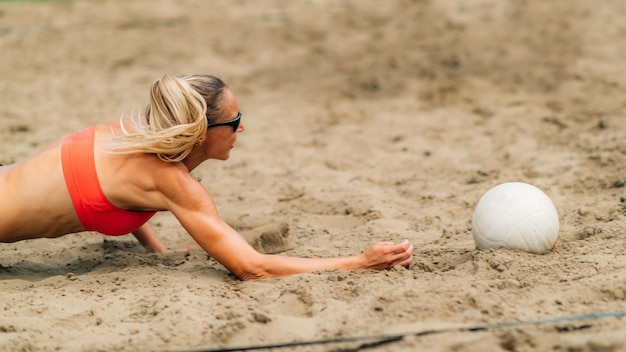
left=1, top=0, right=625, bottom=351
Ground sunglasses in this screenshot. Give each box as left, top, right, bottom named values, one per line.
left=207, top=112, right=241, bottom=132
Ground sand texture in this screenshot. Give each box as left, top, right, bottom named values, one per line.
left=1, top=0, right=625, bottom=351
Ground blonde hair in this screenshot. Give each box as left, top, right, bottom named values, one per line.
left=110, top=74, right=227, bottom=162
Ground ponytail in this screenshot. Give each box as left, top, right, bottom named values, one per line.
left=110, top=74, right=226, bottom=162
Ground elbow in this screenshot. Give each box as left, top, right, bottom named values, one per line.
left=235, top=268, right=269, bottom=281
left=238, top=271, right=264, bottom=281
left=232, top=255, right=273, bottom=281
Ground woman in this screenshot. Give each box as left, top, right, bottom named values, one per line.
left=0, top=74, right=413, bottom=280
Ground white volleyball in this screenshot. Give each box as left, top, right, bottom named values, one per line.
left=471, top=182, right=559, bottom=254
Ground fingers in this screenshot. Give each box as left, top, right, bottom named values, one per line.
left=393, top=239, right=411, bottom=253
left=377, top=239, right=410, bottom=253
left=382, top=239, right=411, bottom=256
left=396, top=244, right=414, bottom=267
left=397, top=253, right=413, bottom=268
left=363, top=239, right=414, bottom=271
left=387, top=240, right=414, bottom=269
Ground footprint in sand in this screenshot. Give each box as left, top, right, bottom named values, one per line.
left=242, top=222, right=295, bottom=254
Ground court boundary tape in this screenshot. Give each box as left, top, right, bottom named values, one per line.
left=186, top=310, right=626, bottom=352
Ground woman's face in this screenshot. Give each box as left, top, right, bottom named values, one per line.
left=204, top=88, right=244, bottom=160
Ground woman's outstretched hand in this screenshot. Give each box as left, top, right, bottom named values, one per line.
left=357, top=239, right=414, bottom=270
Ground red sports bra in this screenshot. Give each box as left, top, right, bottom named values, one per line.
left=61, top=127, right=156, bottom=236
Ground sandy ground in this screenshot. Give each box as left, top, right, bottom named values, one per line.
left=1, top=0, right=625, bottom=351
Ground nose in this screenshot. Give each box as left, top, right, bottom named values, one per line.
left=237, top=122, right=245, bottom=133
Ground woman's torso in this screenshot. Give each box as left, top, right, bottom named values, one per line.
left=0, top=121, right=172, bottom=242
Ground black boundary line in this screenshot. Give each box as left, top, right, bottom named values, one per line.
left=184, top=310, right=626, bottom=352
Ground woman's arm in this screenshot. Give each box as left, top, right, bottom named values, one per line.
left=179, top=211, right=413, bottom=280
left=238, top=239, right=414, bottom=280
left=132, top=223, right=167, bottom=253
left=160, top=171, right=414, bottom=280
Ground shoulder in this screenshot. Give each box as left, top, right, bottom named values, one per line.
left=152, top=163, right=215, bottom=211
left=95, top=120, right=139, bottom=136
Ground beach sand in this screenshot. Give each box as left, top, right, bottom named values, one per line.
left=1, top=0, right=625, bottom=351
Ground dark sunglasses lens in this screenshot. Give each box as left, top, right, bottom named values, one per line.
left=231, top=117, right=241, bottom=131
left=208, top=112, right=241, bottom=131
